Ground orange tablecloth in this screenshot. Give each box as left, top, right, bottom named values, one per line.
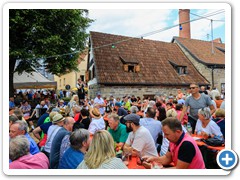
left=191, top=134, right=224, bottom=151
left=127, top=156, right=145, bottom=169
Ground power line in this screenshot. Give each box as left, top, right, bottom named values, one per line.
left=20, top=9, right=225, bottom=60
left=92, top=9, right=225, bottom=50
left=190, top=11, right=225, bottom=22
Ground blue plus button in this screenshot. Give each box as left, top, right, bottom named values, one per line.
left=217, top=150, right=238, bottom=170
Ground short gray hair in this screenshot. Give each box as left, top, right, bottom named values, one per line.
left=70, top=129, right=89, bottom=150
left=130, top=106, right=139, bottom=114
left=13, top=120, right=28, bottom=134
left=9, top=135, right=29, bottom=161
left=198, top=107, right=211, bottom=120
left=108, top=113, right=119, bottom=122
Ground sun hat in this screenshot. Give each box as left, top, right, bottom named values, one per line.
left=52, top=113, right=65, bottom=123
left=90, top=108, right=102, bottom=119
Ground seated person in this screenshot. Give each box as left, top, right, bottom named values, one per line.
left=123, top=114, right=158, bottom=157
left=108, top=114, right=129, bottom=150
left=9, top=135, right=49, bottom=169
left=58, top=129, right=90, bottom=169
left=195, top=107, right=223, bottom=140
left=77, top=130, right=127, bottom=169
left=143, top=117, right=205, bottom=169
left=212, top=108, right=225, bottom=139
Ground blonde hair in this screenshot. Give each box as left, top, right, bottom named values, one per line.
left=215, top=108, right=225, bottom=118
left=84, top=130, right=115, bottom=169
left=166, top=109, right=178, bottom=118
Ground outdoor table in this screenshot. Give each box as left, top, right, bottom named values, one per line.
left=191, top=134, right=225, bottom=151
left=126, top=155, right=145, bottom=169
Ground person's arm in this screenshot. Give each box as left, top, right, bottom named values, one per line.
left=209, top=104, right=216, bottom=115
left=123, top=143, right=133, bottom=155
left=179, top=106, right=188, bottom=122
left=32, top=126, right=42, bottom=140
left=30, top=109, right=36, bottom=118
left=143, top=151, right=172, bottom=166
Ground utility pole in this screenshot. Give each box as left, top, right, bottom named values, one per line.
left=211, top=19, right=214, bottom=54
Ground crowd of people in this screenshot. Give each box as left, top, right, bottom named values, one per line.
left=8, top=83, right=225, bottom=169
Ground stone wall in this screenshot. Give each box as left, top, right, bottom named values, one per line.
left=88, top=84, right=189, bottom=100
left=176, top=42, right=225, bottom=91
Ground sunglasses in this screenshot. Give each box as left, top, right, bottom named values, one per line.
left=189, top=87, right=198, bottom=89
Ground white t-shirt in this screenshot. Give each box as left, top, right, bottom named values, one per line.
left=88, top=117, right=105, bottom=134
left=94, top=97, right=105, bottom=115
left=126, top=126, right=158, bottom=157
left=195, top=119, right=223, bottom=137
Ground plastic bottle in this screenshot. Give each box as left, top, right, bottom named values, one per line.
left=187, top=122, right=192, bottom=135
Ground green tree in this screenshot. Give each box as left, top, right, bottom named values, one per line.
left=9, top=9, right=93, bottom=97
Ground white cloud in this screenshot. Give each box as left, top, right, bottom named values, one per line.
left=87, top=9, right=225, bottom=42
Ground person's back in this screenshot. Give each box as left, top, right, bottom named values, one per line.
left=9, top=135, right=49, bottom=169
left=50, top=127, right=69, bottom=169
left=127, top=126, right=158, bottom=157
left=78, top=157, right=127, bottom=169
left=140, top=117, right=162, bottom=145
left=10, top=153, right=49, bottom=169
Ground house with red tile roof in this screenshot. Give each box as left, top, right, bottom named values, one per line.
left=86, top=31, right=209, bottom=99
left=172, top=36, right=225, bottom=93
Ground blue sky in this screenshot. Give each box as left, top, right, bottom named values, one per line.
left=87, top=9, right=225, bottom=43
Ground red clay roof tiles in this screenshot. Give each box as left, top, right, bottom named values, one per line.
left=90, top=31, right=209, bottom=85
left=174, top=37, right=225, bottom=65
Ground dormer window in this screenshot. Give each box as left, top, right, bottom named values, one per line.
left=120, top=56, right=140, bottom=73
left=169, top=60, right=188, bottom=75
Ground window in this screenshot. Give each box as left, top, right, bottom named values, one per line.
left=169, top=61, right=187, bottom=75
left=177, top=67, right=187, bottom=75
left=60, top=79, right=62, bottom=87
left=63, top=78, right=66, bottom=86
left=128, top=65, right=135, bottom=72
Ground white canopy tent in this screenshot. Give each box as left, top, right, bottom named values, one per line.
left=13, top=71, right=57, bottom=89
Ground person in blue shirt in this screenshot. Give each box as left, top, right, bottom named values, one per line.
left=9, top=97, right=15, bottom=109
left=58, top=129, right=90, bottom=169
left=9, top=120, right=39, bottom=155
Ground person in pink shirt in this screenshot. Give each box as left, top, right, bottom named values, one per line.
left=176, top=104, right=188, bottom=125
left=9, top=135, right=49, bottom=169
left=143, top=117, right=205, bottom=169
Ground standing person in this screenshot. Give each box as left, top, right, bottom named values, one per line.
left=9, top=135, right=49, bottom=169
left=179, top=83, right=215, bottom=133
left=76, top=78, right=85, bottom=103
left=93, top=92, right=106, bottom=116
left=77, top=130, right=127, bottom=169
left=143, top=117, right=205, bottom=169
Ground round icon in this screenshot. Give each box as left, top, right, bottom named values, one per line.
left=216, top=149, right=238, bottom=170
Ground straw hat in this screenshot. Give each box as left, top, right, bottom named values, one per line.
left=90, top=108, right=102, bottom=119
left=52, top=113, right=65, bottom=123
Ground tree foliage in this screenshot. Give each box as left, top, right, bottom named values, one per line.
left=9, top=9, right=93, bottom=76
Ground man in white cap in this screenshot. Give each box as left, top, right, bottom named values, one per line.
left=93, top=92, right=106, bottom=116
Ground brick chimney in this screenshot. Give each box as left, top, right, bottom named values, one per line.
left=179, top=9, right=191, bottom=39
